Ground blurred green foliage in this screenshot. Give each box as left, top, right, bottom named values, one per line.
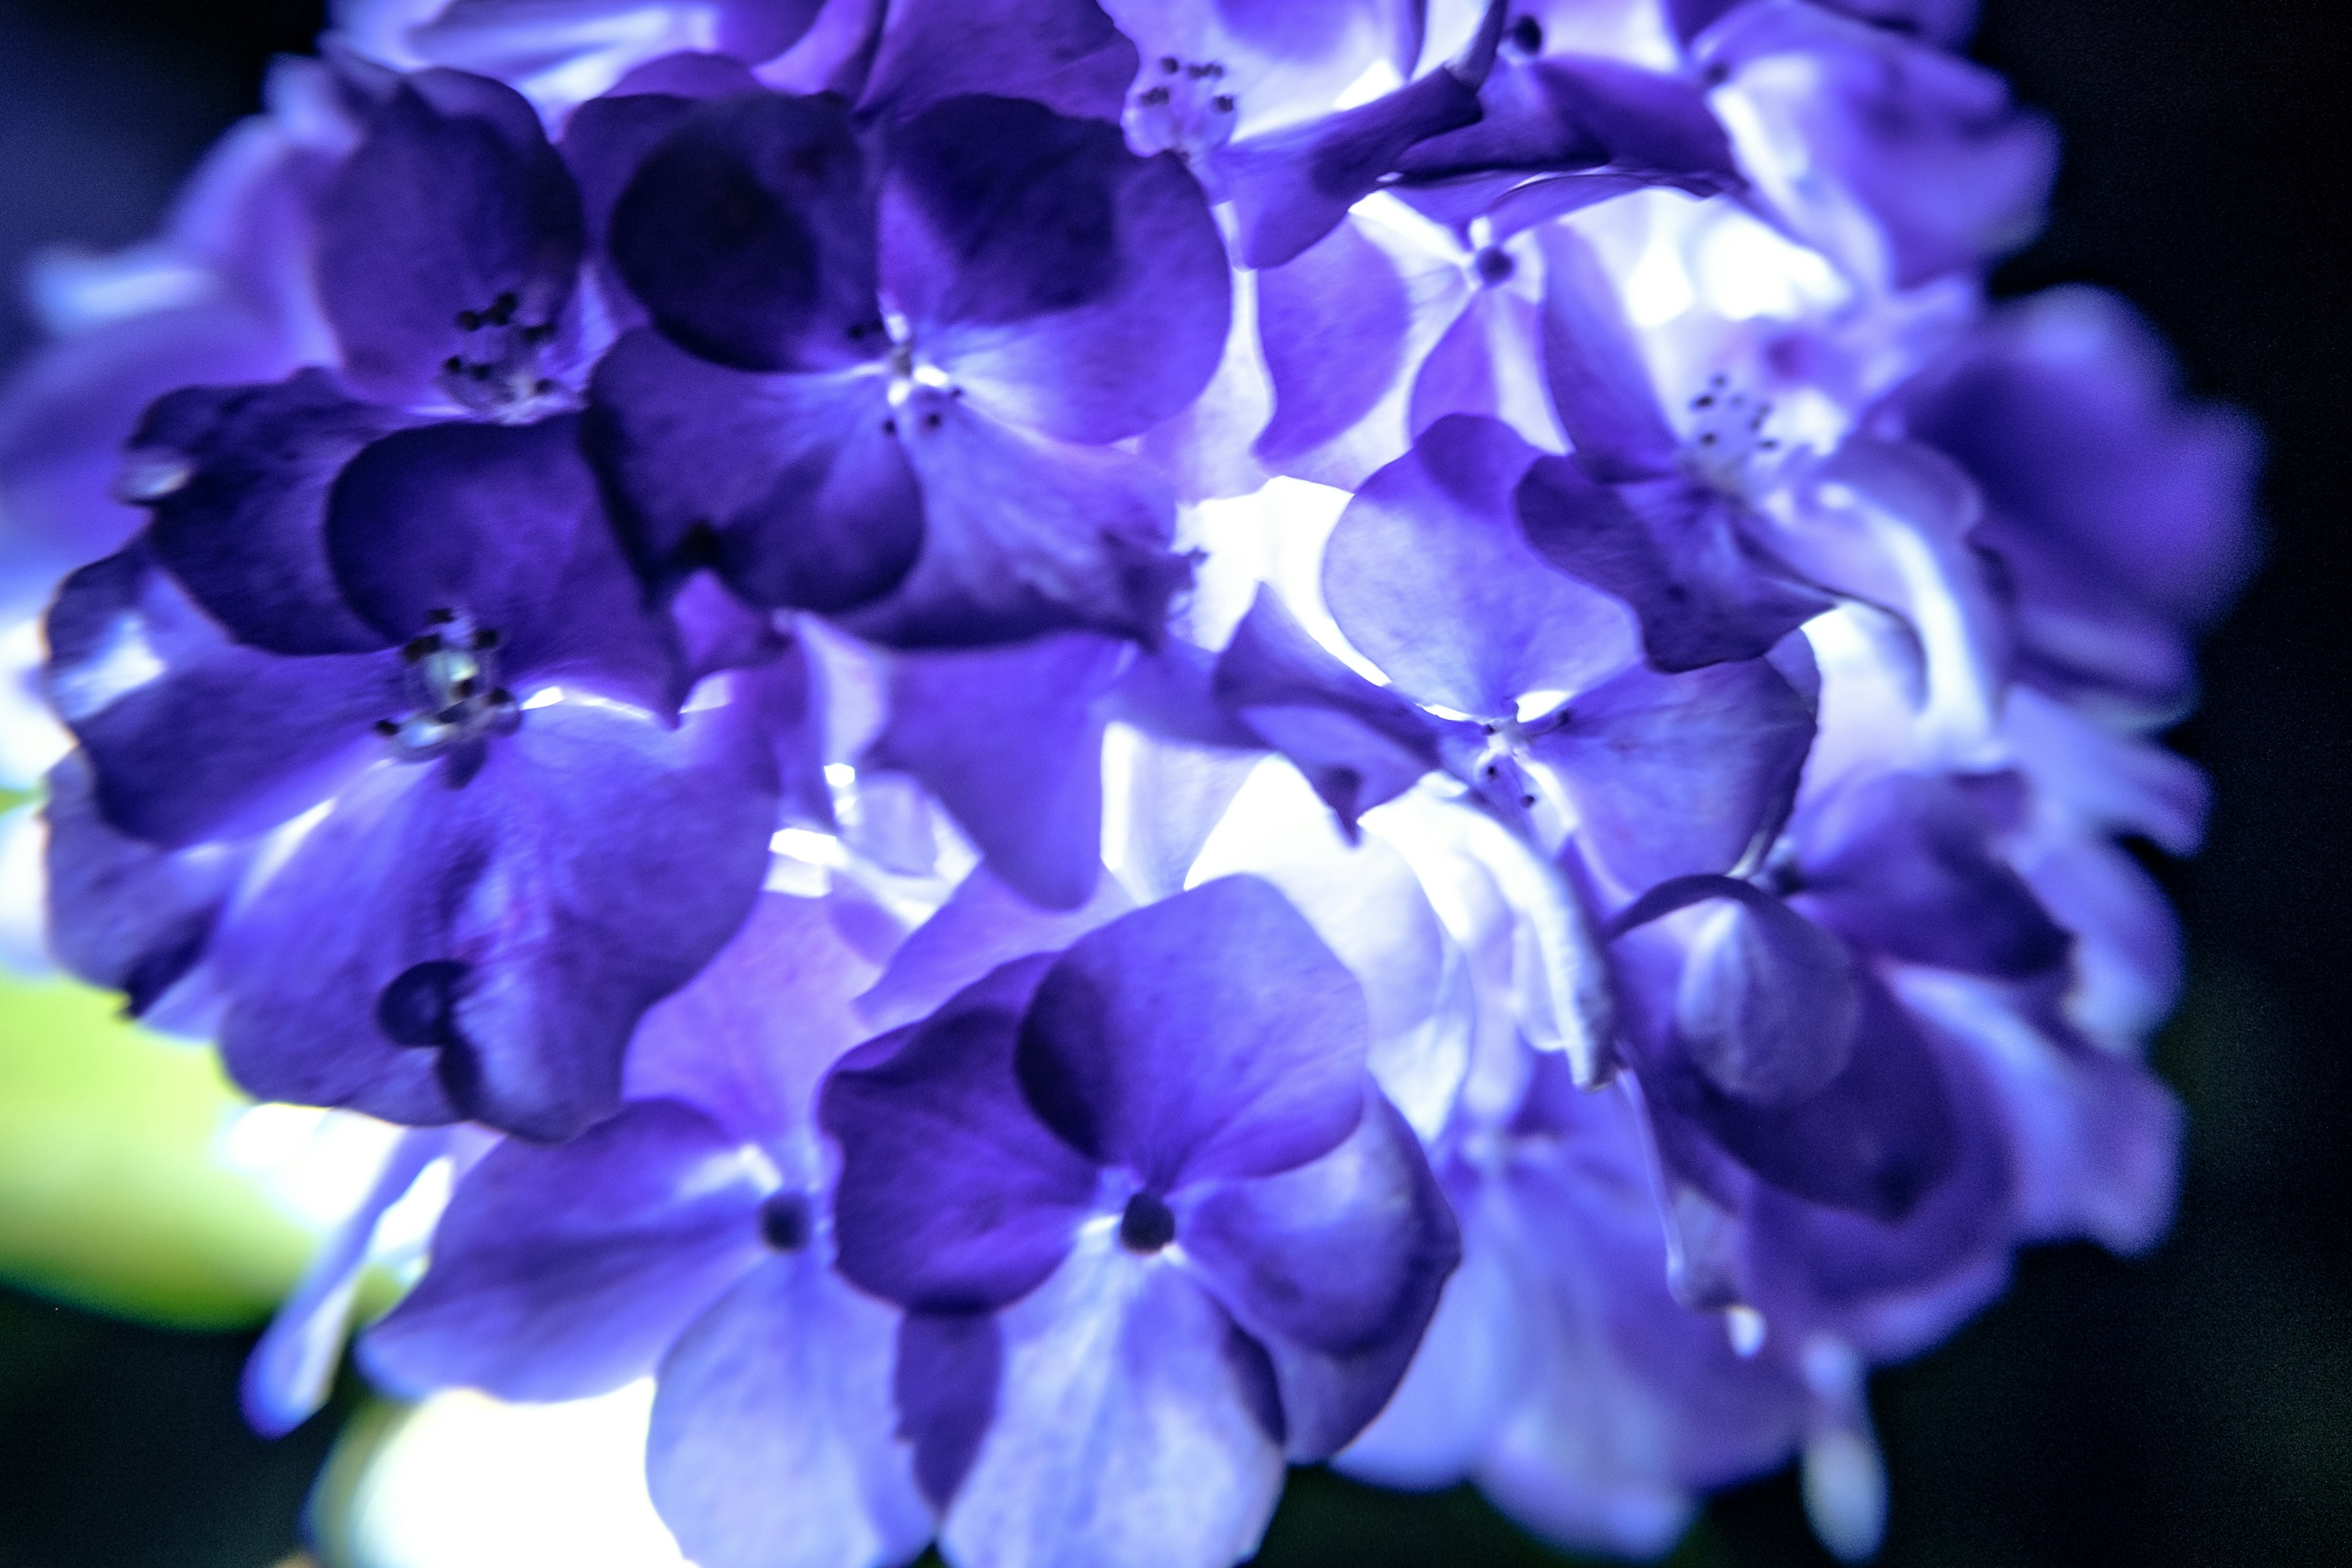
left=0, top=970, right=314, bottom=1327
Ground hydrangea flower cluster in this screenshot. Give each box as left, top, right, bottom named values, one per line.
left=2, top=0, right=2255, bottom=1562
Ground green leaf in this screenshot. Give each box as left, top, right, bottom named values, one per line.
left=0, top=971, right=317, bottom=1329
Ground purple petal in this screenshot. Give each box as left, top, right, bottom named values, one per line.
left=136, top=372, right=410, bottom=656
left=1528, top=655, right=1814, bottom=893
left=1324, top=414, right=1638, bottom=717
left=326, top=415, right=680, bottom=712
left=1252, top=217, right=1419, bottom=489
left=864, top=633, right=1128, bottom=909
left=1530, top=223, right=1679, bottom=481
left=1663, top=970, right=1962, bottom=1223
left=858, top=865, right=1134, bottom=1033
left=1212, top=587, right=1450, bottom=837
left=940, top=1243, right=1287, bottom=1568
left=647, top=1254, right=932, bottom=1568
left=215, top=694, right=777, bottom=1140
left=46, top=545, right=400, bottom=848
left=895, top=1309, right=1004, bottom=1509
left=1517, top=459, right=1832, bottom=672
left=884, top=97, right=1230, bottom=444
left=318, top=69, right=585, bottom=403
left=1017, top=876, right=1368, bottom=1189
left=858, top=0, right=1138, bottom=125
left=821, top=956, right=1101, bottom=1312
left=836, top=393, right=1188, bottom=649
left=1616, top=877, right=1861, bottom=1105
left=1224, top=67, right=1485, bottom=270
left=1700, top=3, right=2053, bottom=288
left=363, top=1101, right=766, bottom=1400
left=1403, top=55, right=1736, bottom=190
left=608, top=90, right=884, bottom=374
left=586, top=330, right=923, bottom=612
left=1177, top=1090, right=1458, bottom=1459
left=42, top=751, right=247, bottom=1016
left=244, top=1129, right=451, bottom=1436
left=1793, top=771, right=2071, bottom=978
left=625, top=892, right=882, bottom=1149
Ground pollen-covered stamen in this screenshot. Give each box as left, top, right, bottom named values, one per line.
left=373, top=608, right=521, bottom=760
left=1681, top=373, right=1783, bottom=499
left=1128, top=55, right=1238, bottom=163
left=439, top=290, right=575, bottom=423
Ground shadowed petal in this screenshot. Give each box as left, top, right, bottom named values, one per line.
left=1177, top=1090, right=1459, bottom=1459
left=318, top=69, right=585, bottom=402
left=326, top=415, right=681, bottom=712
left=886, top=97, right=1229, bottom=444
left=823, top=957, right=1101, bottom=1312
left=587, top=330, right=922, bottom=612
left=859, top=0, right=1137, bottom=125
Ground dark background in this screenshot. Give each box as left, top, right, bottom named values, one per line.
left=1, top=0, right=2345, bottom=1563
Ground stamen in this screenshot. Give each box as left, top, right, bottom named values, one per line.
left=1119, top=1190, right=1177, bottom=1253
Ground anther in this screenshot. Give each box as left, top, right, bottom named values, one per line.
left=1506, top=15, right=1544, bottom=55
left=1212, top=94, right=1235, bottom=112
left=426, top=609, right=456, bottom=625
left=882, top=418, right=897, bottom=435
left=403, top=633, right=443, bottom=663
left=1159, top=55, right=1179, bottom=72
left=760, top=1191, right=814, bottom=1252
left=1141, top=85, right=1170, bottom=106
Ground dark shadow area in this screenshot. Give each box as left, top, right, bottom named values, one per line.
left=0, top=0, right=2345, bottom=1564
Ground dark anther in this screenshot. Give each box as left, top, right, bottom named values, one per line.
left=535, top=379, right=556, bottom=396
left=1480, top=721, right=1498, bottom=734
left=450, top=676, right=476, bottom=700
left=374, top=718, right=401, bottom=737
left=1186, top=61, right=1212, bottom=78
left=1474, top=246, right=1515, bottom=285
left=443, top=355, right=466, bottom=375
left=1699, top=432, right=1719, bottom=445
left=949, top=386, right=963, bottom=399
left=1694, top=393, right=1716, bottom=409
left=882, top=418, right=897, bottom=435
left=760, top=1191, right=814, bottom=1252
left=1204, top=62, right=1225, bottom=78
left=1159, top=55, right=1179, bottom=73
left=489, top=290, right=519, bottom=324
left=469, top=363, right=494, bottom=382
left=1761, top=439, right=1781, bottom=451
left=524, top=323, right=556, bottom=345
left=1140, top=85, right=1170, bottom=106
left=456, top=310, right=482, bottom=331
left=403, top=633, right=443, bottom=663
left=1507, top=15, right=1544, bottom=54
left=472, top=628, right=500, bottom=650
left=488, top=687, right=513, bottom=706
left=1520, top=793, right=1537, bottom=807
left=1119, top=1190, right=1177, bottom=1254
left=1483, top=762, right=1502, bottom=779
left=921, top=411, right=942, bottom=429
left=426, top=608, right=456, bottom=625
left=1212, top=93, right=1235, bottom=112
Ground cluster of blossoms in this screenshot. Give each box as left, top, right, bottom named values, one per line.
left=0, top=0, right=2254, bottom=1563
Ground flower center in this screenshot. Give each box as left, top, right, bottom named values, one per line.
left=439, top=292, right=575, bottom=424
left=1128, top=56, right=1238, bottom=164
left=760, top=1191, right=814, bottom=1253
left=372, top=609, right=519, bottom=760
left=1118, top=1189, right=1177, bottom=1254
left=1681, top=374, right=1782, bottom=499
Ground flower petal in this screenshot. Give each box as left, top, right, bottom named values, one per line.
left=317, top=69, right=586, bottom=402
left=863, top=633, right=1128, bottom=910
left=940, top=1240, right=1287, bottom=1568
left=858, top=0, right=1138, bottom=125
left=822, top=956, right=1101, bottom=1313
left=886, top=97, right=1230, bottom=444
left=647, top=1254, right=933, bottom=1568
left=214, top=694, right=777, bottom=1140
left=1324, top=414, right=1638, bottom=717
left=325, top=414, right=681, bottom=712
left=1527, top=655, right=1814, bottom=893
left=1016, top=875, right=1369, bottom=1189
left=363, top=1101, right=767, bottom=1400
left=608, top=90, right=884, bottom=373
left=1177, top=1089, right=1459, bottom=1459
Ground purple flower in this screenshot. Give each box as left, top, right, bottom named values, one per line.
left=821, top=876, right=1459, bottom=1567
left=45, top=418, right=779, bottom=1139
left=584, top=83, right=1230, bottom=646
left=363, top=893, right=932, bottom=1568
